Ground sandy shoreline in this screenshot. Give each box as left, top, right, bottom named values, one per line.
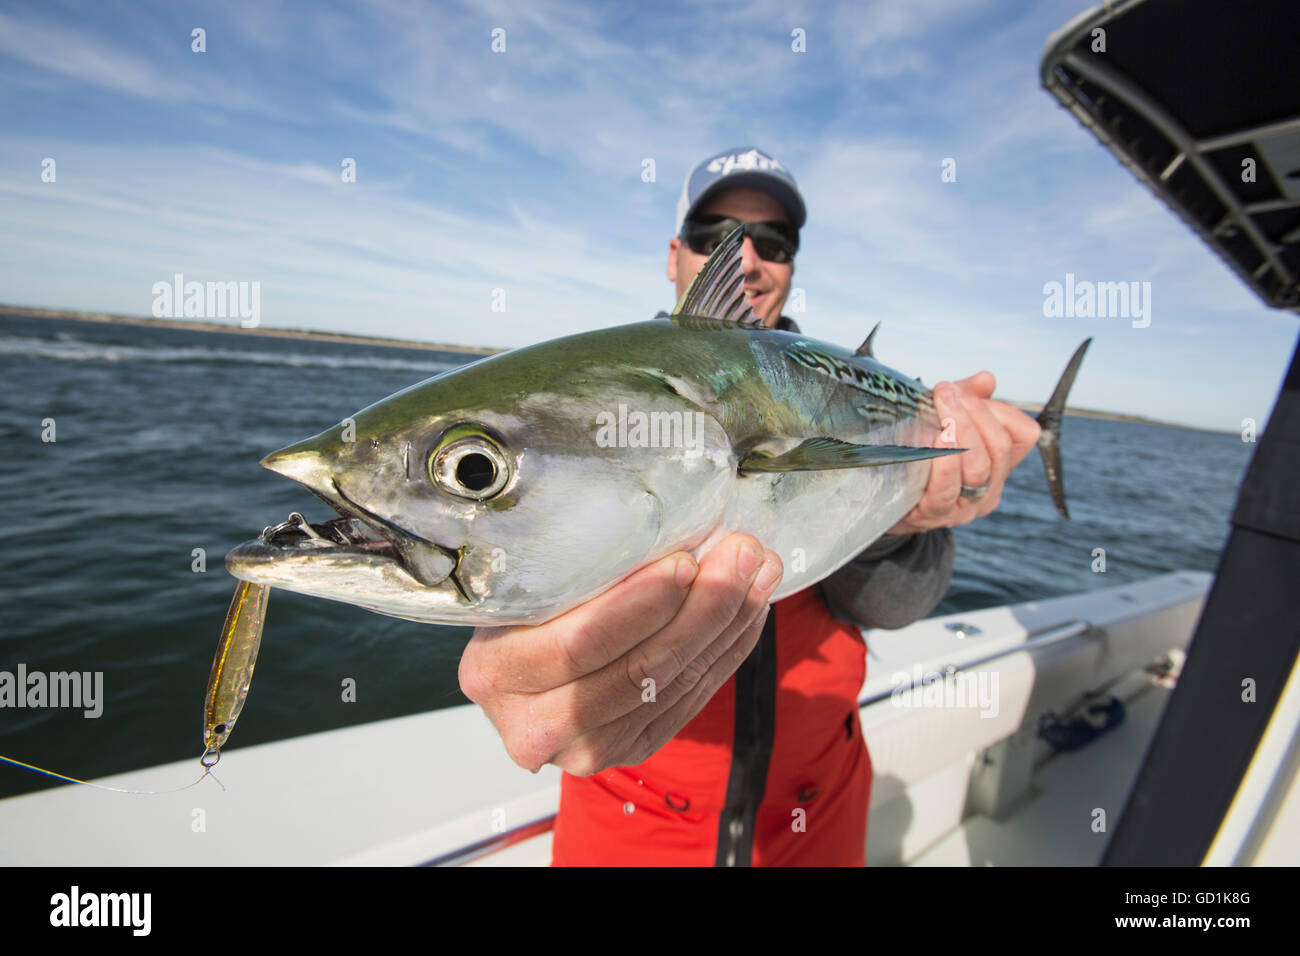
left=0, top=303, right=503, bottom=356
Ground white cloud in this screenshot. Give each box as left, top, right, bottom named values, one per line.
left=0, top=11, right=197, bottom=100
left=0, top=138, right=666, bottom=348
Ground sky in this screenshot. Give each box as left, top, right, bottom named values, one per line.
left=0, top=0, right=1295, bottom=432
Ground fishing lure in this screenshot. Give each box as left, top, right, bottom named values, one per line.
left=201, top=561, right=273, bottom=767
left=199, top=514, right=323, bottom=766
left=0, top=531, right=281, bottom=793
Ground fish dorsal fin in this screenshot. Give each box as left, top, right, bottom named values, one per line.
left=855, top=322, right=881, bottom=357
left=671, top=226, right=764, bottom=328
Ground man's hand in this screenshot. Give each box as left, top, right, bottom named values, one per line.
left=458, top=534, right=783, bottom=777
left=888, top=371, right=1041, bottom=534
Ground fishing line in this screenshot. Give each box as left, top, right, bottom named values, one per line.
left=0, top=753, right=225, bottom=794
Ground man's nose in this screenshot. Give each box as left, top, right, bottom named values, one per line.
left=739, top=234, right=761, bottom=274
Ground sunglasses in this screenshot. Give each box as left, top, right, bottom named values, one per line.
left=679, top=215, right=799, bottom=264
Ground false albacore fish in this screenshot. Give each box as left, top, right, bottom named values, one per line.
left=226, top=227, right=1090, bottom=626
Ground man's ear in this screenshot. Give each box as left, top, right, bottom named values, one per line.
left=666, top=237, right=681, bottom=284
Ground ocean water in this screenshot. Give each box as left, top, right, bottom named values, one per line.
left=0, top=313, right=1253, bottom=798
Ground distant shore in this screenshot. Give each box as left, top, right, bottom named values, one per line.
left=3, top=304, right=1232, bottom=433
left=0, top=303, right=503, bottom=356
left=1007, top=401, right=1224, bottom=433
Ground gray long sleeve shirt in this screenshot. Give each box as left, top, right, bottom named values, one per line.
left=815, top=528, right=954, bottom=629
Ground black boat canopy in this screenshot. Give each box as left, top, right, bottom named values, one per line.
left=1042, top=0, right=1300, bottom=313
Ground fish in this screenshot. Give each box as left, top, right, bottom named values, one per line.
left=202, top=578, right=270, bottom=766
left=226, top=226, right=1090, bottom=626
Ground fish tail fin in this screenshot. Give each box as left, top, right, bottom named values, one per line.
left=1035, top=338, right=1092, bottom=519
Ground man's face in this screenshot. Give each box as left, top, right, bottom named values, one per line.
left=667, top=187, right=794, bottom=328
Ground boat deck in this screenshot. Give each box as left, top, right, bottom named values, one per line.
left=911, top=675, right=1171, bottom=866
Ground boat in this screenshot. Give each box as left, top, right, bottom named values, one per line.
left=0, top=571, right=1214, bottom=866
left=2, top=0, right=1296, bottom=866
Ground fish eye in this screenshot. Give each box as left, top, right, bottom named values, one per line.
left=456, top=453, right=497, bottom=491
left=430, top=425, right=511, bottom=501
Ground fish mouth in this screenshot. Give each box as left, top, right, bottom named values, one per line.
left=228, top=482, right=471, bottom=602
left=325, top=479, right=471, bottom=600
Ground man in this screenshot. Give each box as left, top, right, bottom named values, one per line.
left=458, top=146, right=1041, bottom=865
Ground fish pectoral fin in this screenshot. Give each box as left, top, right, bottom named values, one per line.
left=738, top=438, right=965, bottom=474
